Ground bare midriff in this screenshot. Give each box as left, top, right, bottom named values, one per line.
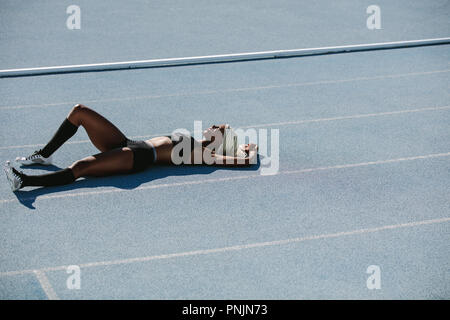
left=143, top=136, right=173, bottom=164
left=145, top=136, right=204, bottom=164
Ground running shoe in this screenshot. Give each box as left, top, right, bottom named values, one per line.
left=15, top=150, right=53, bottom=165
left=3, top=161, right=23, bottom=191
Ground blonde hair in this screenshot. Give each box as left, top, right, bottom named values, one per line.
left=216, top=125, right=247, bottom=158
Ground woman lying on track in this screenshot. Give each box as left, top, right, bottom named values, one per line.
left=4, top=104, right=258, bottom=191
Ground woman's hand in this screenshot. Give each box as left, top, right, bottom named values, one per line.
left=244, top=143, right=258, bottom=153
left=246, top=144, right=258, bottom=164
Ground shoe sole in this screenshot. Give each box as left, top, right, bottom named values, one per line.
left=4, top=162, right=20, bottom=191
left=16, top=159, right=52, bottom=166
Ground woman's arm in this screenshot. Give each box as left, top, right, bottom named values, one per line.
left=211, top=144, right=258, bottom=166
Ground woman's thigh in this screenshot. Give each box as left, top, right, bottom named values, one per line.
left=69, top=147, right=134, bottom=178
left=68, top=104, right=128, bottom=152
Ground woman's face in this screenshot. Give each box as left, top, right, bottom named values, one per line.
left=203, top=124, right=226, bottom=142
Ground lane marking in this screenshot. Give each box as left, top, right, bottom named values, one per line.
left=1, top=69, right=449, bottom=111
left=0, top=151, right=449, bottom=204
left=1, top=37, right=449, bottom=77
left=1, top=216, right=449, bottom=277
left=240, top=105, right=450, bottom=128
left=33, top=270, right=59, bottom=300
left=1, top=105, right=449, bottom=151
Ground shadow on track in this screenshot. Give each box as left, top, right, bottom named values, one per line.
left=12, top=158, right=261, bottom=209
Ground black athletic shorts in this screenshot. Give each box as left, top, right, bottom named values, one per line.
left=120, top=139, right=157, bottom=173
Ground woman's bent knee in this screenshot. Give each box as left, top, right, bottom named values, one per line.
left=71, top=103, right=88, bottom=114
left=68, top=104, right=89, bottom=123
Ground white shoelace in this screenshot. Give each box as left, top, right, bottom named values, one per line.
left=26, top=151, right=42, bottom=160
left=13, top=171, right=23, bottom=186
left=5, top=165, right=23, bottom=187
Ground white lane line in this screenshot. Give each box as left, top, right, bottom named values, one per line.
left=282, top=152, right=450, bottom=174
left=0, top=151, right=449, bottom=204
left=240, top=105, right=450, bottom=128
left=1, top=37, right=449, bottom=77
left=33, top=270, right=59, bottom=300
left=1, top=69, right=449, bottom=111
left=1, top=105, right=449, bottom=151
left=2, top=216, right=449, bottom=277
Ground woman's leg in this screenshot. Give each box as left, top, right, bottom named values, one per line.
left=66, top=104, right=128, bottom=152
left=10, top=148, right=134, bottom=189
left=68, top=147, right=134, bottom=179
left=20, top=104, right=128, bottom=164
